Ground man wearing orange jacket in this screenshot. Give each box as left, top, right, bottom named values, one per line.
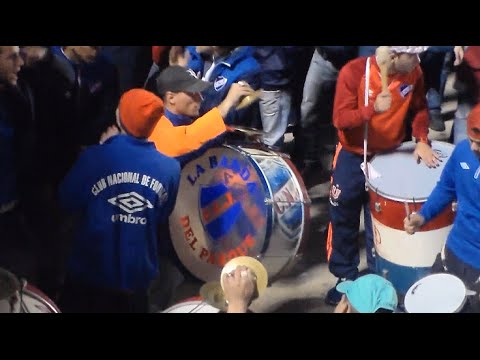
left=325, top=46, right=439, bottom=305
left=149, top=65, right=254, bottom=165
left=147, top=65, right=254, bottom=310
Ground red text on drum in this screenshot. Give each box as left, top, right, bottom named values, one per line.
left=180, top=215, right=256, bottom=267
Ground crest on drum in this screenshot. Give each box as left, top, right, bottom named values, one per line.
left=169, top=146, right=309, bottom=282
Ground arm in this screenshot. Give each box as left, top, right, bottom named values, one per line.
left=419, top=152, right=457, bottom=223
left=151, top=83, right=253, bottom=157
left=409, top=72, right=440, bottom=167
left=333, top=63, right=375, bottom=130
left=152, top=108, right=227, bottom=158
left=409, top=73, right=430, bottom=142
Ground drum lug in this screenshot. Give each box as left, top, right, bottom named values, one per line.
left=452, top=201, right=457, bottom=213
left=374, top=202, right=381, bottom=212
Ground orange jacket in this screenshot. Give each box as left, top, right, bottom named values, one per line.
left=333, top=56, right=429, bottom=155
left=149, top=107, right=226, bottom=159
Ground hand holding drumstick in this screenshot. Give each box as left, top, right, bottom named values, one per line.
left=403, top=212, right=425, bottom=235
left=374, top=46, right=392, bottom=113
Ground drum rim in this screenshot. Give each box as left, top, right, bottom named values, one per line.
left=366, top=184, right=428, bottom=202
left=161, top=300, right=220, bottom=313
left=404, top=273, right=467, bottom=313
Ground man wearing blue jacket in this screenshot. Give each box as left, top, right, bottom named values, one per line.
left=186, top=46, right=261, bottom=127
left=404, top=103, right=480, bottom=303
left=57, top=89, right=180, bottom=313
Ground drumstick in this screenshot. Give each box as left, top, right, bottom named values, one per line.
left=375, top=46, right=391, bottom=92
left=236, top=89, right=262, bottom=110
left=404, top=201, right=411, bottom=221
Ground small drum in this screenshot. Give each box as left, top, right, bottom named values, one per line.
left=404, top=273, right=467, bottom=313
left=169, top=144, right=310, bottom=282
left=367, top=141, right=455, bottom=295
left=161, top=298, right=221, bottom=313
left=0, top=268, right=60, bottom=313
left=20, top=283, right=61, bottom=313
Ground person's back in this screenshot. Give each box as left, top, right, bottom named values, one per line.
left=57, top=89, right=180, bottom=312
left=59, top=135, right=180, bottom=291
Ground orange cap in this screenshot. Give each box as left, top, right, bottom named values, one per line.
left=118, top=89, right=164, bottom=138
left=467, top=103, right=480, bottom=141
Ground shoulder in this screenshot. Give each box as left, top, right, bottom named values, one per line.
left=151, top=149, right=181, bottom=172
left=338, top=57, right=367, bottom=86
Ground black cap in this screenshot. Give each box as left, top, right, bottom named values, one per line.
left=156, top=65, right=212, bottom=95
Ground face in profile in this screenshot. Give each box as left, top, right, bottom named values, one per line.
left=393, top=53, right=420, bottom=74
left=167, top=91, right=203, bottom=118
left=70, top=46, right=102, bottom=64
left=0, top=46, right=24, bottom=86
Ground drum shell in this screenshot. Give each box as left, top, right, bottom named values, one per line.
left=168, top=144, right=310, bottom=283
left=367, top=141, right=455, bottom=295
left=369, top=191, right=455, bottom=294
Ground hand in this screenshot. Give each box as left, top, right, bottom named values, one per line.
left=333, top=295, right=349, bottom=313
left=99, top=125, right=120, bottom=144
left=414, top=142, right=440, bottom=168
left=217, top=82, right=255, bottom=118
left=373, top=91, right=392, bottom=113
left=169, top=46, right=190, bottom=67
left=404, top=212, right=425, bottom=235
left=453, top=46, right=465, bottom=66
left=223, top=265, right=256, bottom=313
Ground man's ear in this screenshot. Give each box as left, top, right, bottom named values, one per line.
left=165, top=91, right=175, bottom=105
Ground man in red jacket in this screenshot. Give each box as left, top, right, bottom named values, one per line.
left=325, top=46, right=439, bottom=305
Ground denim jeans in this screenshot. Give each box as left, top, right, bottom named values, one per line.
left=453, top=99, right=473, bottom=144
left=299, top=49, right=339, bottom=162
left=259, top=89, right=292, bottom=147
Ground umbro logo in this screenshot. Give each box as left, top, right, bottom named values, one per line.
left=460, top=162, right=470, bottom=170
left=108, top=192, right=153, bottom=214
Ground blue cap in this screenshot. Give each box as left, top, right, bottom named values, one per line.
left=336, top=274, right=398, bottom=313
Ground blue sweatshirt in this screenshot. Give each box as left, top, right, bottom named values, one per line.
left=59, top=135, right=180, bottom=291
left=419, top=140, right=480, bottom=269
left=187, top=46, right=261, bottom=125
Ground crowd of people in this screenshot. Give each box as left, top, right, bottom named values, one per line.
left=1, top=45, right=479, bottom=313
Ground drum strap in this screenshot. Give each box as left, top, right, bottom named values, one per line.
left=363, top=57, right=371, bottom=191
left=440, top=245, right=448, bottom=272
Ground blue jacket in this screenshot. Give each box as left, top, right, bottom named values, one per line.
left=419, top=140, right=480, bottom=269
left=50, top=46, right=119, bottom=146
left=187, top=46, right=261, bottom=125
left=59, top=135, right=180, bottom=291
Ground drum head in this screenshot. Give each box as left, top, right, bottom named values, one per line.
left=404, top=273, right=467, bottom=313
left=161, top=300, right=220, bottom=313
left=367, top=141, right=454, bottom=201
left=169, top=145, right=308, bottom=282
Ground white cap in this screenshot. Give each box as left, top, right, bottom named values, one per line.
left=388, top=46, right=429, bottom=54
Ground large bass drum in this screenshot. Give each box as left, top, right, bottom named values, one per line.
left=169, top=144, right=310, bottom=282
